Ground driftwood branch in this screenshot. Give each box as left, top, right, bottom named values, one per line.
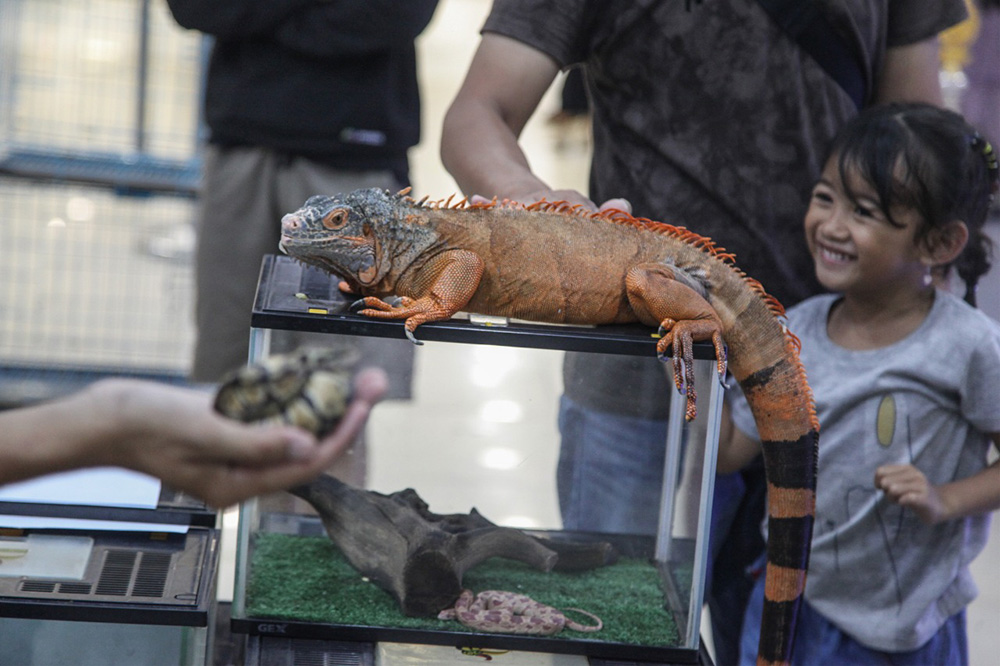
left=290, top=475, right=618, bottom=617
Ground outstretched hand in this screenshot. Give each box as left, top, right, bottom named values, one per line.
left=90, top=369, right=388, bottom=508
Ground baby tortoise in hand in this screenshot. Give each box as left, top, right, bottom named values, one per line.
left=213, top=347, right=352, bottom=437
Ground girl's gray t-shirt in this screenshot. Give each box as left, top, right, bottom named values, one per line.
left=731, top=291, right=1000, bottom=652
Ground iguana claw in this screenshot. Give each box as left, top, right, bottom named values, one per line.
left=404, top=327, right=424, bottom=346
left=349, top=297, right=426, bottom=345
left=655, top=327, right=698, bottom=421
left=350, top=296, right=407, bottom=312
left=655, top=319, right=729, bottom=421
left=716, top=352, right=730, bottom=389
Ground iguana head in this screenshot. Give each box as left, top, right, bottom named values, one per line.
left=279, top=188, right=400, bottom=290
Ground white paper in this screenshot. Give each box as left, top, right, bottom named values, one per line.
left=0, top=467, right=181, bottom=532
left=0, top=467, right=162, bottom=508
left=0, top=514, right=188, bottom=534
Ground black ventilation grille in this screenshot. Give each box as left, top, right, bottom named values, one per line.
left=18, top=580, right=93, bottom=595
left=95, top=549, right=137, bottom=596
left=57, top=582, right=93, bottom=595
left=14, top=550, right=165, bottom=599
left=292, top=642, right=364, bottom=666
left=132, top=551, right=172, bottom=597
left=19, top=580, right=56, bottom=593
left=1, top=531, right=212, bottom=612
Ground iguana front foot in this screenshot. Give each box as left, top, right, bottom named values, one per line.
left=347, top=296, right=426, bottom=344
left=350, top=295, right=473, bottom=346
left=349, top=296, right=413, bottom=313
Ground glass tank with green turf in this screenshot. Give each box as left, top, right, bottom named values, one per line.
left=230, top=255, right=722, bottom=664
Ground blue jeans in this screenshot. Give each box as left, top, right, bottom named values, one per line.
left=556, top=395, right=667, bottom=535
left=739, top=566, right=969, bottom=666
left=706, top=464, right=765, bottom=666
left=555, top=394, right=755, bottom=536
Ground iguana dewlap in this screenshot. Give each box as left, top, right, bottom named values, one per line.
left=279, top=187, right=818, bottom=666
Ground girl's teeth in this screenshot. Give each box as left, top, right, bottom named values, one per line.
left=821, top=247, right=851, bottom=262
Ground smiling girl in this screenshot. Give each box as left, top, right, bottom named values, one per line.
left=720, top=103, right=1000, bottom=665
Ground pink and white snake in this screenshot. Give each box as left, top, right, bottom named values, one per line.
left=437, top=589, right=603, bottom=636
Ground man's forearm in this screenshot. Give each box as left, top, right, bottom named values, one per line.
left=441, top=33, right=561, bottom=200
left=442, top=98, right=550, bottom=199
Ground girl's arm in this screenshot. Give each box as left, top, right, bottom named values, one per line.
left=717, top=400, right=763, bottom=474
left=875, top=433, right=1000, bottom=525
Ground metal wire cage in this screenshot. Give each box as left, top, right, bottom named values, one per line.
left=0, top=0, right=205, bottom=400
left=0, top=0, right=204, bottom=183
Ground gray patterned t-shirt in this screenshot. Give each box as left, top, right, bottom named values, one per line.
left=484, top=0, right=966, bottom=418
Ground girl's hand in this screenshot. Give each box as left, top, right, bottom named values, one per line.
left=874, top=464, right=949, bottom=525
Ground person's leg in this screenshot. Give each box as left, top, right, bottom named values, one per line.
left=709, top=461, right=767, bottom=666
left=740, top=563, right=862, bottom=666
left=277, top=161, right=400, bottom=212
left=742, top=580, right=968, bottom=666
left=883, top=611, right=968, bottom=666
left=800, top=609, right=968, bottom=665
left=737, top=570, right=766, bottom=666
left=556, top=395, right=667, bottom=535
left=192, top=145, right=282, bottom=382
left=740, top=577, right=860, bottom=666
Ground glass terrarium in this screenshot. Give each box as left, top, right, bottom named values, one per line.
left=231, top=255, right=721, bottom=664
left=0, top=486, right=218, bottom=666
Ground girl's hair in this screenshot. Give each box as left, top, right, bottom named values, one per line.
left=828, top=102, right=999, bottom=305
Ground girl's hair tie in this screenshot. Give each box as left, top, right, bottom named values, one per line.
left=970, top=133, right=1000, bottom=194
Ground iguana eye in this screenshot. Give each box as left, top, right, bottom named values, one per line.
left=322, top=209, right=349, bottom=230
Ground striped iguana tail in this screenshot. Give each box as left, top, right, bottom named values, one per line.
left=594, top=205, right=818, bottom=665
left=585, top=206, right=819, bottom=665
left=706, top=259, right=819, bottom=666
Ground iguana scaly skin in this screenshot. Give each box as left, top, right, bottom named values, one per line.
left=279, top=187, right=818, bottom=666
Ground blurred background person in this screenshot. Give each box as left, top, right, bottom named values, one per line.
left=165, top=1, right=439, bottom=483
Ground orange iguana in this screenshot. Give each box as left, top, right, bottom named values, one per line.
left=279, top=187, right=818, bottom=666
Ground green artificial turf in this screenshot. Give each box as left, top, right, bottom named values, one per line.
left=245, top=533, right=682, bottom=647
